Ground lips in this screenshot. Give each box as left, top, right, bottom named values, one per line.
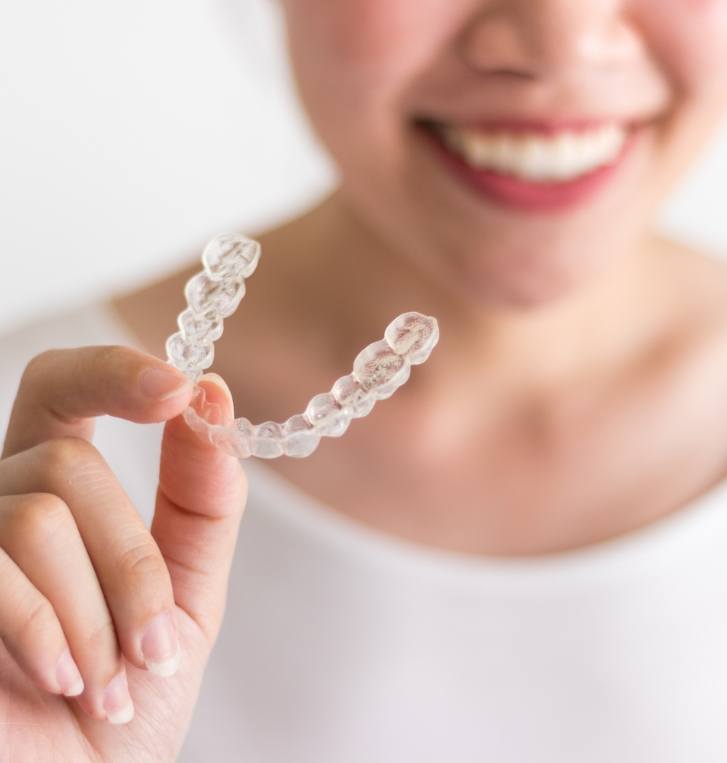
left=412, top=117, right=640, bottom=213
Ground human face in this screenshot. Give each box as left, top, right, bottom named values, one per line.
left=279, top=1, right=727, bottom=309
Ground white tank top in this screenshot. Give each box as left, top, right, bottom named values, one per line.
left=2, top=299, right=727, bottom=763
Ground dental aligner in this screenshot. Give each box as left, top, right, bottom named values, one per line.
left=165, top=233, right=439, bottom=459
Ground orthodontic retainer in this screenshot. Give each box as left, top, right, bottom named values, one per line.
left=165, top=233, right=439, bottom=459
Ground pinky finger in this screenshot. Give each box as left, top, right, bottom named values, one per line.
left=0, top=546, right=84, bottom=698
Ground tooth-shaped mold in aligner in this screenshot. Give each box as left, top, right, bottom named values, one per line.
left=303, top=393, right=351, bottom=437
left=165, top=232, right=439, bottom=459
left=384, top=312, right=440, bottom=364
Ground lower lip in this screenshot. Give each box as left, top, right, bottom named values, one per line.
left=415, top=123, right=639, bottom=213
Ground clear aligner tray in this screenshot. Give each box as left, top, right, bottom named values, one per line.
left=165, top=233, right=439, bottom=459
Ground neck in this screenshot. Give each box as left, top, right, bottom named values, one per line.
left=251, top=189, right=669, bottom=412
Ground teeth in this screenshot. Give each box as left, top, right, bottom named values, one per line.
left=436, top=123, right=627, bottom=182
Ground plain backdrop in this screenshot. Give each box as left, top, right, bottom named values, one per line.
left=1, top=0, right=726, bottom=336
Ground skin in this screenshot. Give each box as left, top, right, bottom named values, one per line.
left=4, top=1, right=727, bottom=758
left=0, top=358, right=246, bottom=758
left=113, top=0, right=727, bottom=555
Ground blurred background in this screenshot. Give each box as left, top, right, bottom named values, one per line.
left=1, top=0, right=726, bottom=335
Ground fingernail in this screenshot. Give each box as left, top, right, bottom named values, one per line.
left=201, top=372, right=229, bottom=397
left=138, top=367, right=190, bottom=400
left=200, top=373, right=232, bottom=424
left=55, top=647, right=84, bottom=697
left=189, top=383, right=223, bottom=426
left=103, top=668, right=135, bottom=725
left=141, top=610, right=181, bottom=678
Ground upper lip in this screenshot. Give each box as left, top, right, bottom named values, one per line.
left=415, top=115, right=646, bottom=135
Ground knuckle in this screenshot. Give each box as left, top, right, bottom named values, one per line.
left=14, top=596, right=57, bottom=651
left=8, top=492, right=71, bottom=543
left=80, top=615, right=116, bottom=655
left=94, top=343, right=137, bottom=375
left=23, top=348, right=58, bottom=378
left=116, top=536, right=167, bottom=587
left=94, top=343, right=125, bottom=367
left=21, top=349, right=60, bottom=387
left=38, top=435, right=102, bottom=476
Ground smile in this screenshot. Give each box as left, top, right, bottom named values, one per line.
left=431, top=121, right=627, bottom=182
left=414, top=117, right=640, bottom=213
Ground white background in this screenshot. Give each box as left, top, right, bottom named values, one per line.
left=1, top=0, right=726, bottom=335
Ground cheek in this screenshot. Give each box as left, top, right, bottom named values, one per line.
left=284, top=0, right=461, bottom=99
left=636, top=0, right=727, bottom=96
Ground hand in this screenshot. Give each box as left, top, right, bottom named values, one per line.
left=0, top=346, right=247, bottom=762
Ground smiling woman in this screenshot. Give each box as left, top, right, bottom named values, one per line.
left=278, top=0, right=727, bottom=308
left=3, top=1, right=727, bottom=762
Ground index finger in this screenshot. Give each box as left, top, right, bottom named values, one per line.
left=2, top=345, right=194, bottom=459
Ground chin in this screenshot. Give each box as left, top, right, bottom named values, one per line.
left=435, top=231, right=610, bottom=310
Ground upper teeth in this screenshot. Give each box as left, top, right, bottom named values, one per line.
left=435, top=123, right=627, bottom=182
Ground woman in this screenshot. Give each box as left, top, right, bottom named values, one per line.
left=2, top=1, right=727, bottom=760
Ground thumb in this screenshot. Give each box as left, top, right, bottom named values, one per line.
left=152, top=372, right=248, bottom=643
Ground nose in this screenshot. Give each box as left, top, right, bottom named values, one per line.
left=460, top=0, right=644, bottom=79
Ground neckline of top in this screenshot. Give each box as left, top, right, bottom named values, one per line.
left=241, top=454, right=727, bottom=589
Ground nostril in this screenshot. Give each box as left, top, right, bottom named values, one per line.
left=456, top=10, right=537, bottom=78
left=486, top=68, right=538, bottom=80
